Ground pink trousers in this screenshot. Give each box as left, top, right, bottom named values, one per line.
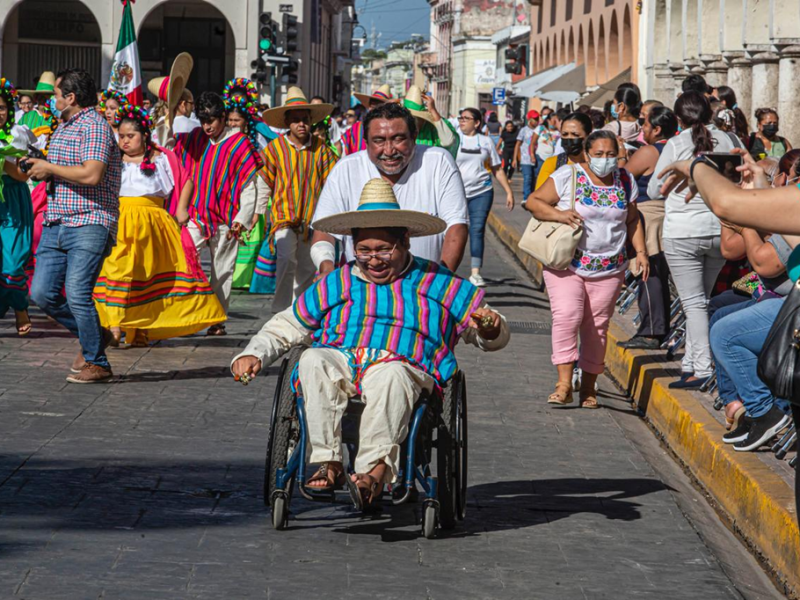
left=543, top=267, right=624, bottom=374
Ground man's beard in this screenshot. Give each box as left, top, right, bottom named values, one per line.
left=374, top=145, right=415, bottom=175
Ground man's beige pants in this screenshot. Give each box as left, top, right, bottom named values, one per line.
left=272, top=227, right=316, bottom=313
left=297, top=348, right=435, bottom=482
left=188, top=221, right=238, bottom=315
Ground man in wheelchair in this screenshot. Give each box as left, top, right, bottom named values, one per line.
left=231, top=179, right=509, bottom=507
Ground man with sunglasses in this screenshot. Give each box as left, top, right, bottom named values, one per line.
left=232, top=178, right=508, bottom=505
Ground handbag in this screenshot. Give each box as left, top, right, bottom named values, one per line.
left=756, top=280, right=800, bottom=405
left=518, top=165, right=581, bottom=270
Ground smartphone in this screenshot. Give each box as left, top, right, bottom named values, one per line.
left=700, top=152, right=743, bottom=184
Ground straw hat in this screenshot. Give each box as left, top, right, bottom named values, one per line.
left=402, top=85, right=434, bottom=124
left=147, top=52, right=193, bottom=126
left=353, top=84, right=394, bottom=107
left=18, top=71, right=55, bottom=96
left=261, top=86, right=332, bottom=128
left=312, top=179, right=446, bottom=237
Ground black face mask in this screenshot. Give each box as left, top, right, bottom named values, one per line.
left=561, top=137, right=585, bottom=156
left=637, top=117, right=645, bottom=126
left=763, top=124, right=779, bottom=138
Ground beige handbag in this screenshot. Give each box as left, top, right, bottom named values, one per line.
left=518, top=165, right=582, bottom=270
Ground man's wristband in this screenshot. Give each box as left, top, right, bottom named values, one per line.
left=690, top=155, right=718, bottom=181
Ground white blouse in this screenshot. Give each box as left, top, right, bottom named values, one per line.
left=4, top=124, right=38, bottom=164
left=119, top=152, right=174, bottom=199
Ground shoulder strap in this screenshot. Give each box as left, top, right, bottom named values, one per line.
left=617, top=121, right=622, bottom=135
left=619, top=169, right=632, bottom=203
left=569, top=164, right=578, bottom=210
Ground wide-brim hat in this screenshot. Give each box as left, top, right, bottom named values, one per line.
left=312, top=178, right=446, bottom=238
left=402, top=85, right=434, bottom=124
left=353, top=84, right=394, bottom=107
left=147, top=52, right=193, bottom=127
left=262, top=86, right=332, bottom=128
left=19, top=71, right=56, bottom=96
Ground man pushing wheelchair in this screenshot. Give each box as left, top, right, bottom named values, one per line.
left=231, top=179, right=510, bottom=510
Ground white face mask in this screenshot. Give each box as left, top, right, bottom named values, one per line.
left=589, top=157, right=618, bottom=177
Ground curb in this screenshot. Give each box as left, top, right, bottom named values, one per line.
left=487, top=213, right=800, bottom=596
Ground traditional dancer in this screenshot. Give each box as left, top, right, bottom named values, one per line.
left=17, top=71, right=55, bottom=131
left=148, top=54, right=200, bottom=146
left=341, top=84, right=394, bottom=155
left=223, top=78, right=277, bottom=150
left=92, top=106, right=225, bottom=345
left=174, top=91, right=262, bottom=335
left=98, top=89, right=129, bottom=140
left=260, top=87, right=338, bottom=312
left=401, top=86, right=459, bottom=158
left=0, top=77, right=36, bottom=335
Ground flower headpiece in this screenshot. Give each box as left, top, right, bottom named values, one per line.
left=114, top=105, right=158, bottom=176
left=38, top=101, right=59, bottom=156
left=99, top=89, right=130, bottom=113
left=222, top=78, right=259, bottom=105
left=0, top=77, right=18, bottom=141
left=224, top=95, right=262, bottom=154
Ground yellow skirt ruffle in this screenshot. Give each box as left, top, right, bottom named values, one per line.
left=93, top=196, right=225, bottom=340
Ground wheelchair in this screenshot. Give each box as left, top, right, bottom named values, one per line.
left=264, top=346, right=468, bottom=538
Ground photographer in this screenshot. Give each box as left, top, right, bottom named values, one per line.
left=26, top=69, right=122, bottom=384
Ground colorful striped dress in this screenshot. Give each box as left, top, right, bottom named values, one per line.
left=294, top=257, right=485, bottom=384
left=174, top=128, right=263, bottom=238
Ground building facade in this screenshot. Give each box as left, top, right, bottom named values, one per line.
left=0, top=0, right=355, bottom=107
left=639, top=0, right=800, bottom=142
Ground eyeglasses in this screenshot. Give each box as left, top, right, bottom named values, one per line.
left=355, top=244, right=396, bottom=263
left=18, top=102, right=32, bottom=108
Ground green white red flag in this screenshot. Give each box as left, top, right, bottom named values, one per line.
left=108, top=0, right=143, bottom=106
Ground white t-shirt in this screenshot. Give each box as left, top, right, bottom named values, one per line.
left=173, top=114, right=201, bottom=135
left=516, top=126, right=536, bottom=166
left=456, top=132, right=502, bottom=198
left=551, top=164, right=637, bottom=278
left=313, top=146, right=468, bottom=263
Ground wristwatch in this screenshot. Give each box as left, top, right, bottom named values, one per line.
left=690, top=155, right=718, bottom=181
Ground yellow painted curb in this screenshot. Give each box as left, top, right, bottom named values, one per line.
left=604, top=320, right=799, bottom=595
left=487, top=213, right=800, bottom=594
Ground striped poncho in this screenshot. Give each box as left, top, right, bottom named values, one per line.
left=294, top=257, right=485, bottom=384
left=175, top=128, right=263, bottom=238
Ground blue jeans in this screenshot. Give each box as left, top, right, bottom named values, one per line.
left=31, top=224, right=113, bottom=369
left=709, top=296, right=789, bottom=418
left=521, top=164, right=535, bottom=203
left=467, top=188, right=494, bottom=269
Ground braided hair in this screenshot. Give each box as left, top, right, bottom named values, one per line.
left=114, top=105, right=157, bottom=177
left=0, top=77, right=18, bottom=144
left=99, top=89, right=130, bottom=115
left=224, top=95, right=261, bottom=153
left=222, top=78, right=259, bottom=105
left=39, top=101, right=59, bottom=156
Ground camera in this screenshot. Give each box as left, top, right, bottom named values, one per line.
left=19, top=144, right=46, bottom=174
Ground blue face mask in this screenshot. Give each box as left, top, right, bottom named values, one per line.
left=610, top=103, right=619, bottom=119
left=48, top=97, right=61, bottom=119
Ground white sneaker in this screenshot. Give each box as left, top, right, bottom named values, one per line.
left=469, top=274, right=487, bottom=287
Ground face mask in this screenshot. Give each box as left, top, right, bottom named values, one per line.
left=610, top=103, right=619, bottom=119
left=561, top=137, right=585, bottom=156
left=637, top=117, right=645, bottom=126
left=763, top=124, right=779, bottom=138
left=48, top=97, right=61, bottom=119
left=589, top=157, right=618, bottom=177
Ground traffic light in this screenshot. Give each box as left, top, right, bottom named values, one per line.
left=505, top=47, right=522, bottom=75
left=250, top=57, right=268, bottom=84
left=283, top=13, right=299, bottom=54
left=280, top=58, right=299, bottom=86
left=259, top=12, right=276, bottom=55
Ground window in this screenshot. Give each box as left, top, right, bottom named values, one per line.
left=605, top=0, right=613, bottom=5
left=551, top=0, right=557, bottom=26
left=584, top=0, right=591, bottom=14
left=537, top=5, right=543, bottom=33
left=565, top=0, right=573, bottom=21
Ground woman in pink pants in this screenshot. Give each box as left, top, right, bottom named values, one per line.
left=526, top=126, right=648, bottom=408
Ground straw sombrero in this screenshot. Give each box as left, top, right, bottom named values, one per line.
left=312, top=179, right=446, bottom=237
left=262, top=86, right=332, bottom=128
left=353, top=84, right=394, bottom=107
left=402, top=85, right=434, bottom=124
left=18, top=71, right=55, bottom=96
left=147, top=52, right=193, bottom=126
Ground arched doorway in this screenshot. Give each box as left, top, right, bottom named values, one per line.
left=138, top=0, right=235, bottom=97
left=2, top=0, right=102, bottom=88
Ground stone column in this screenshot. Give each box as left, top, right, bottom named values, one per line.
left=725, top=54, right=752, bottom=123
left=653, top=63, right=675, bottom=104
left=669, top=62, right=687, bottom=101
left=700, top=55, right=729, bottom=88
left=749, top=52, right=780, bottom=122
left=779, top=46, right=800, bottom=148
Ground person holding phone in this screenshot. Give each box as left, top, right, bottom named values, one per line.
left=648, top=91, right=744, bottom=389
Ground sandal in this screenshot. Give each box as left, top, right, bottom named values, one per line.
left=725, top=404, right=746, bottom=431
left=15, top=310, right=31, bottom=336
left=580, top=395, right=600, bottom=409
left=547, top=382, right=573, bottom=405
left=352, top=473, right=384, bottom=510
left=129, top=330, right=149, bottom=348
left=207, top=324, right=227, bottom=336
left=304, top=463, right=345, bottom=493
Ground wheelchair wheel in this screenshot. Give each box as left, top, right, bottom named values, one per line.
left=264, top=346, right=305, bottom=509
left=272, top=493, right=289, bottom=530
left=421, top=501, right=437, bottom=539
left=437, top=372, right=466, bottom=530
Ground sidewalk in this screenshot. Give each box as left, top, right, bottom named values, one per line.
left=488, top=177, right=800, bottom=597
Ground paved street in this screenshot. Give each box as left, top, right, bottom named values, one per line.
left=0, top=229, right=783, bottom=599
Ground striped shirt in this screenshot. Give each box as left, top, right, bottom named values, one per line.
left=175, top=128, right=262, bottom=238
left=341, top=121, right=366, bottom=155
left=262, top=134, right=337, bottom=233
left=294, top=257, right=484, bottom=383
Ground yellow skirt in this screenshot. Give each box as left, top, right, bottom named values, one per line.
left=93, top=196, right=225, bottom=340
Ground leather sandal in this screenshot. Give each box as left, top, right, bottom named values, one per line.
left=547, top=382, right=573, bottom=405
left=580, top=395, right=600, bottom=409
left=352, top=473, right=384, bottom=510
left=725, top=404, right=746, bottom=431
left=15, top=310, right=31, bottom=336
left=304, top=463, right=345, bottom=493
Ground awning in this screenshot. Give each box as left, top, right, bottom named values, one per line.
left=537, top=63, right=586, bottom=104
left=581, top=68, right=633, bottom=108
left=511, top=63, right=578, bottom=98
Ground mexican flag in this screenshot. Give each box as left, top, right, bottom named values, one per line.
left=108, top=0, right=143, bottom=106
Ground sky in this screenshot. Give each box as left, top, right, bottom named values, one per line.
left=354, top=0, right=431, bottom=47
